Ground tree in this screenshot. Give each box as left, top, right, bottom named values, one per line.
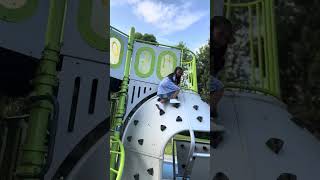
left=134, top=32, right=158, bottom=43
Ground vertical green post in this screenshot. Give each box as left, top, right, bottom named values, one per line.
left=16, top=0, right=67, bottom=179
left=256, top=3, right=264, bottom=89
left=110, top=27, right=135, bottom=180
left=265, top=0, right=275, bottom=94
left=248, top=6, right=256, bottom=86
left=262, top=1, right=270, bottom=90
left=269, top=0, right=280, bottom=96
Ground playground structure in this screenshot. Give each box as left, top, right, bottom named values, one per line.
left=208, top=0, right=320, bottom=179
left=1, top=0, right=320, bottom=180
left=109, top=26, right=211, bottom=180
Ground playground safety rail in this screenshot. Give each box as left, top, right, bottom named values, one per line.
left=222, top=0, right=280, bottom=98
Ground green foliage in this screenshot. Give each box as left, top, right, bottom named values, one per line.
left=275, top=0, right=320, bottom=137
left=196, top=44, right=210, bottom=102
left=134, top=32, right=158, bottom=43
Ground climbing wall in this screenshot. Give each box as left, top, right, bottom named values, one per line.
left=122, top=91, right=210, bottom=180
left=210, top=91, right=320, bottom=180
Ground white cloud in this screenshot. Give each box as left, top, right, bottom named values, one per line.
left=111, top=0, right=207, bottom=35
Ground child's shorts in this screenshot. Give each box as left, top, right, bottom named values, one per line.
left=208, top=76, right=224, bottom=92
left=158, top=91, right=175, bottom=100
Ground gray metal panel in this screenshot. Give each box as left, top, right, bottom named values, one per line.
left=122, top=91, right=209, bottom=180
left=67, top=133, right=109, bottom=180
left=61, top=1, right=107, bottom=62
left=124, top=79, right=158, bottom=118
left=0, top=1, right=50, bottom=59
left=213, top=0, right=224, bottom=16
left=110, top=28, right=129, bottom=80
left=130, top=41, right=181, bottom=84
left=210, top=91, right=320, bottom=180
left=175, top=140, right=210, bottom=178
left=45, top=56, right=109, bottom=179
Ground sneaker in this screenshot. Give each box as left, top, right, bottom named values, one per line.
left=156, top=102, right=165, bottom=111
left=169, top=99, right=180, bottom=104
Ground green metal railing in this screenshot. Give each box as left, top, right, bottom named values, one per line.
left=181, top=49, right=198, bottom=93
left=110, top=136, right=125, bottom=180
left=223, top=0, right=280, bottom=98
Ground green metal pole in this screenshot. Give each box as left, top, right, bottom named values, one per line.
left=256, top=3, right=264, bottom=89
left=16, top=0, right=67, bottom=179
left=110, top=27, right=135, bottom=180
left=248, top=6, right=256, bottom=86
left=269, top=0, right=280, bottom=97
left=265, top=0, right=275, bottom=94
left=262, top=1, right=270, bottom=90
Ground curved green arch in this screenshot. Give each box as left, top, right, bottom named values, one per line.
left=78, top=0, right=107, bottom=51
left=156, top=51, right=177, bottom=80
left=110, top=31, right=124, bottom=69
left=0, top=0, right=38, bottom=22
left=134, top=47, right=156, bottom=78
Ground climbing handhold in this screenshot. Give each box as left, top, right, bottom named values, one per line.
left=160, top=125, right=167, bottom=131
left=159, top=110, right=165, bottom=116
left=138, top=139, right=144, bottom=145
left=197, top=116, right=203, bottom=122
left=182, top=164, right=186, bottom=169
left=134, top=120, right=139, bottom=126
left=213, top=172, right=229, bottom=180
left=176, top=116, right=182, bottom=122
left=127, top=136, right=132, bottom=142
left=157, top=98, right=161, bottom=102
left=203, top=146, right=208, bottom=151
left=180, top=144, right=184, bottom=148
left=193, top=105, right=199, bottom=110
left=266, top=138, right=284, bottom=154
left=173, top=103, right=180, bottom=108
left=277, top=173, right=297, bottom=180
left=147, top=168, right=154, bottom=176
left=134, top=174, right=139, bottom=180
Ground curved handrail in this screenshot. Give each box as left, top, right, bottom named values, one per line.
left=110, top=136, right=125, bottom=180
left=181, top=49, right=198, bottom=93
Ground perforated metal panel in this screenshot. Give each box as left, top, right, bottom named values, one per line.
left=45, top=56, right=109, bottom=179
left=124, top=79, right=158, bottom=118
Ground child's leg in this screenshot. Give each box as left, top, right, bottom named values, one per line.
left=170, top=90, right=180, bottom=99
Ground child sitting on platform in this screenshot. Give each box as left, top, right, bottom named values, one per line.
left=156, top=67, right=184, bottom=115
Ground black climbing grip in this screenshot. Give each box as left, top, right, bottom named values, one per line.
left=138, top=139, right=144, bottom=145
left=193, top=105, right=199, bottom=110
left=173, top=103, right=180, bottom=108
left=161, top=125, right=167, bottom=131
left=134, top=120, right=139, bottom=126
left=213, top=172, right=229, bottom=180
left=127, top=136, right=132, bottom=142
left=182, top=164, right=186, bottom=169
left=157, top=98, right=161, bottom=101
left=159, top=110, right=165, bottom=116
left=176, top=116, right=182, bottom=122
left=203, top=146, right=208, bottom=151
left=197, top=116, right=203, bottom=122
left=192, top=156, right=196, bottom=160
left=147, top=168, right=154, bottom=176
left=134, top=174, right=139, bottom=180
left=277, top=173, right=297, bottom=180
left=266, top=138, right=284, bottom=154
left=180, top=144, right=184, bottom=148
left=211, top=132, right=223, bottom=149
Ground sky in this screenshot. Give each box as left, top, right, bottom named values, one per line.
left=110, top=0, right=210, bottom=53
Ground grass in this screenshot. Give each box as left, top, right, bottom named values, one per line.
left=164, top=134, right=209, bottom=155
